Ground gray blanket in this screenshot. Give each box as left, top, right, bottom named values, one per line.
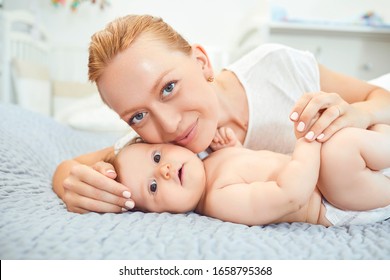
left=1, top=104, right=389, bottom=259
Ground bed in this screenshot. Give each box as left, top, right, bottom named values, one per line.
left=1, top=9, right=390, bottom=260
left=1, top=102, right=390, bottom=260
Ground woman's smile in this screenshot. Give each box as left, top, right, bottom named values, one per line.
left=173, top=119, right=198, bottom=147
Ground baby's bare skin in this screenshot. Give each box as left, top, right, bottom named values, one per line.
left=114, top=126, right=390, bottom=227
left=200, top=147, right=331, bottom=226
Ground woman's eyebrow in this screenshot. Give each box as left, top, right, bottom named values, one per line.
left=119, top=69, right=173, bottom=119
left=150, top=68, right=173, bottom=94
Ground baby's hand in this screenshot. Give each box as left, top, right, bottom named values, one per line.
left=210, top=127, right=242, bottom=151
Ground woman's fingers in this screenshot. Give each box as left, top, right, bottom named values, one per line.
left=302, top=106, right=344, bottom=141
left=70, top=164, right=131, bottom=199
left=291, top=93, right=338, bottom=131
left=63, top=191, right=130, bottom=214
left=291, top=92, right=351, bottom=141
left=63, top=175, right=133, bottom=209
left=92, top=161, right=117, bottom=179
left=63, top=164, right=135, bottom=213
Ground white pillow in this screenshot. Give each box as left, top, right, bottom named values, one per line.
left=54, top=93, right=130, bottom=132
left=11, top=59, right=51, bottom=116
left=15, top=78, right=51, bottom=116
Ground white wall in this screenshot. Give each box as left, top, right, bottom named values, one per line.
left=3, top=0, right=263, bottom=81
left=3, top=0, right=389, bottom=82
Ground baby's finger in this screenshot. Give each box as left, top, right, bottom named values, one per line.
left=219, top=128, right=228, bottom=143
left=216, top=128, right=227, bottom=145
left=225, top=127, right=235, bottom=141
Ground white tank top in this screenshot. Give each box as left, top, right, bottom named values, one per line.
left=226, top=43, right=320, bottom=154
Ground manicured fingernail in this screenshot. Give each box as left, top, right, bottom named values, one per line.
left=305, top=131, right=315, bottom=140
left=317, top=133, right=325, bottom=140
left=290, top=112, right=299, bottom=121
left=125, top=201, right=135, bottom=209
left=121, top=208, right=128, bottom=212
left=122, top=191, right=131, bottom=198
left=297, top=122, right=305, bottom=132
left=107, top=169, right=116, bottom=174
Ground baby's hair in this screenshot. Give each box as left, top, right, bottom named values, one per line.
left=113, top=136, right=147, bottom=213
left=113, top=135, right=145, bottom=167
left=119, top=136, right=145, bottom=153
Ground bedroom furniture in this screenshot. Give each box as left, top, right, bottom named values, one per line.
left=268, top=22, right=390, bottom=80
left=0, top=9, right=50, bottom=107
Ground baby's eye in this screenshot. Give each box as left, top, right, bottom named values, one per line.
left=153, top=151, right=161, bottom=163
left=149, top=180, right=158, bottom=193
left=161, top=82, right=175, bottom=98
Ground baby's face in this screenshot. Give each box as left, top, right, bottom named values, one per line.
left=116, top=143, right=206, bottom=213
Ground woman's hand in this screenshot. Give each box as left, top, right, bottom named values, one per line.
left=290, top=91, right=371, bottom=142
left=61, top=161, right=135, bottom=214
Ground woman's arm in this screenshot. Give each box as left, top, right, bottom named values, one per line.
left=291, top=65, right=390, bottom=142
left=204, top=139, right=322, bottom=226
left=52, top=147, right=134, bottom=213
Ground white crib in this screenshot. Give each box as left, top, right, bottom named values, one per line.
left=0, top=9, right=50, bottom=114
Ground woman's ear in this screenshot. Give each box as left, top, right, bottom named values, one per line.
left=191, top=44, right=214, bottom=81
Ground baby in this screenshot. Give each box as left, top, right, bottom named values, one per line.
left=113, top=125, right=390, bottom=227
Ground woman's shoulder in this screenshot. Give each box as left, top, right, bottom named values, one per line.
left=231, top=43, right=313, bottom=66
left=226, top=43, right=318, bottom=88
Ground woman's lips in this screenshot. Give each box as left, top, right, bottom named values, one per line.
left=173, top=120, right=198, bottom=147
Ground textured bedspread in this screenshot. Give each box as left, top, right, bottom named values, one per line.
left=1, top=104, right=389, bottom=259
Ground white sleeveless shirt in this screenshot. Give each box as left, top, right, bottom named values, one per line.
left=226, top=43, right=320, bottom=154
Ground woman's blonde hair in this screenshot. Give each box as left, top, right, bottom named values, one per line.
left=88, top=14, right=192, bottom=83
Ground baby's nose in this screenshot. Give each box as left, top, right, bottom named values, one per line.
left=159, top=163, right=171, bottom=179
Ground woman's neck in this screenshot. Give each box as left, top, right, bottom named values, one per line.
left=213, top=70, right=249, bottom=144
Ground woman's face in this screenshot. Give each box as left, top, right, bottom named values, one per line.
left=98, top=36, right=219, bottom=153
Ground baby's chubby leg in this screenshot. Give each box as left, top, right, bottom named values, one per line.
left=317, top=125, right=390, bottom=211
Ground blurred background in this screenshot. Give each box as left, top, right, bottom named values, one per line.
left=1, top=0, right=389, bottom=132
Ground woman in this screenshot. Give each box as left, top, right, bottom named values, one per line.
left=52, top=14, right=390, bottom=214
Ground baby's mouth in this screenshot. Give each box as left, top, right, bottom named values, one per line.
left=178, top=166, right=183, bottom=185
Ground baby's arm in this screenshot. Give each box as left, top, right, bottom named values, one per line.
left=210, top=127, right=242, bottom=151
left=204, top=139, right=322, bottom=226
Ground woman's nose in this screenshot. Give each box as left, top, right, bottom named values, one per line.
left=153, top=105, right=181, bottom=134
left=159, top=163, right=171, bottom=179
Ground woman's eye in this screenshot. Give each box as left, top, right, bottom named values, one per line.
left=129, top=112, right=146, bottom=125
left=149, top=180, right=158, bottom=193
left=153, top=151, right=161, bottom=163
left=161, top=82, right=175, bottom=98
